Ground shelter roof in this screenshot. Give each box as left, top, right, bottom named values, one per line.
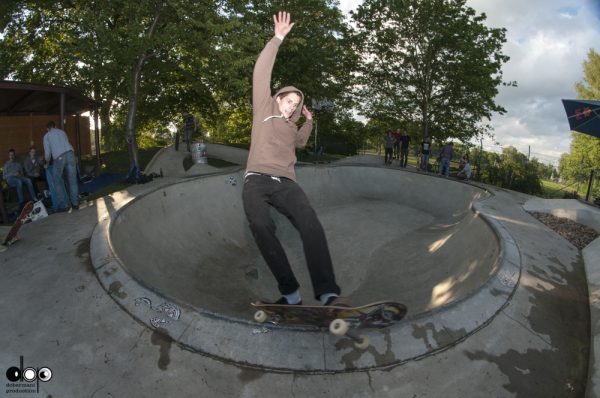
left=0, top=80, right=100, bottom=116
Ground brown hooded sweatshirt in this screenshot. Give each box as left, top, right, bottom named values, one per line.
left=245, top=37, right=313, bottom=181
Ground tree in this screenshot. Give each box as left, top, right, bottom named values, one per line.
left=350, top=0, right=509, bottom=143
left=475, top=146, right=541, bottom=194
left=559, top=49, right=600, bottom=197
left=0, top=1, right=358, bottom=161
left=575, top=49, right=600, bottom=99
left=559, top=132, right=600, bottom=194
left=208, top=0, right=358, bottom=147
left=1, top=1, right=224, bottom=166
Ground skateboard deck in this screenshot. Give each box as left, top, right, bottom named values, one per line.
left=1, top=201, right=34, bottom=249
left=251, top=300, right=407, bottom=348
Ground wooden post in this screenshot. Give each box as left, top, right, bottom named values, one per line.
left=75, top=114, right=82, bottom=169
left=586, top=169, right=594, bottom=202
left=59, top=92, right=66, bottom=129
left=94, top=108, right=101, bottom=174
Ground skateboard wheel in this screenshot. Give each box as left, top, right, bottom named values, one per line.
left=329, top=318, right=349, bottom=336
left=254, top=310, right=268, bottom=323
left=354, top=336, right=370, bottom=350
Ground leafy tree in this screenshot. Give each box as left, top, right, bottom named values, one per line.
left=0, top=1, right=358, bottom=164
left=210, top=0, right=357, bottom=148
left=350, top=0, right=509, bottom=144
left=559, top=48, right=600, bottom=198
left=559, top=133, right=600, bottom=194
left=476, top=146, right=541, bottom=194
left=0, top=0, right=222, bottom=167
left=575, top=49, right=600, bottom=99
left=532, top=160, right=556, bottom=181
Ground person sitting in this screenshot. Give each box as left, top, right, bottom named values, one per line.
left=3, top=148, right=37, bottom=209
left=23, top=146, right=47, bottom=195
left=457, top=158, right=473, bottom=180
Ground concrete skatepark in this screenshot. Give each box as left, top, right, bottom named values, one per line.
left=1, top=143, right=599, bottom=396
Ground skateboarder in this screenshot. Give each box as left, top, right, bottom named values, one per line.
left=242, top=11, right=348, bottom=307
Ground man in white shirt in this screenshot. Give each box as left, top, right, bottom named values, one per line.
left=43, top=121, right=79, bottom=210
left=457, top=159, right=472, bottom=180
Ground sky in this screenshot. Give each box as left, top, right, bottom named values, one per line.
left=338, top=0, right=600, bottom=165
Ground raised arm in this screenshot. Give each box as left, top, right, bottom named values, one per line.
left=252, top=12, right=295, bottom=112
left=295, top=105, right=314, bottom=147
left=273, top=11, right=294, bottom=40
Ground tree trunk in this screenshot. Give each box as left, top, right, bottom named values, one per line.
left=99, top=95, right=115, bottom=150
left=125, top=58, right=144, bottom=168
left=124, top=8, right=161, bottom=169
left=421, top=98, right=430, bottom=142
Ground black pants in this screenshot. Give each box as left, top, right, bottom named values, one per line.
left=400, top=147, right=409, bottom=167
left=384, top=148, right=393, bottom=164
left=242, top=174, right=340, bottom=299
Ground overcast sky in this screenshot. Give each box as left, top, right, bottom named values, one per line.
left=339, top=0, right=600, bottom=165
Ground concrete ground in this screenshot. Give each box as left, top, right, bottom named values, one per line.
left=0, top=148, right=597, bottom=397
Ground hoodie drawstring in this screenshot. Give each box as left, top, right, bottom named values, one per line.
left=263, top=114, right=288, bottom=122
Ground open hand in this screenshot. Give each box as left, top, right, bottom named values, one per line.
left=273, top=11, right=294, bottom=40
left=301, top=105, right=312, bottom=120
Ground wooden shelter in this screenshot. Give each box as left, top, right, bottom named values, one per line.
left=0, top=81, right=101, bottom=168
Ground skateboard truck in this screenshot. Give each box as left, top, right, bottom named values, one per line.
left=329, top=318, right=370, bottom=349
left=254, top=309, right=371, bottom=349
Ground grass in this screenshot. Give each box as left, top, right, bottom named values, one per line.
left=540, top=180, right=569, bottom=199
left=539, top=179, right=589, bottom=199
left=82, top=147, right=162, bottom=175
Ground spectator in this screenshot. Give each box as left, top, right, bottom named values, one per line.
left=392, top=129, right=402, bottom=160
left=460, top=154, right=470, bottom=168
left=181, top=110, right=198, bottom=152
left=457, top=158, right=472, bottom=180
left=3, top=149, right=37, bottom=209
left=24, top=146, right=47, bottom=194
left=399, top=131, right=411, bottom=167
left=384, top=131, right=395, bottom=165
left=439, top=142, right=454, bottom=177
left=420, top=137, right=431, bottom=171
left=43, top=121, right=79, bottom=210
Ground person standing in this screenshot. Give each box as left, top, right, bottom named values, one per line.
left=181, top=110, right=198, bottom=152
left=392, top=129, right=401, bottom=160
left=43, top=121, right=79, bottom=210
left=399, top=131, right=411, bottom=167
left=384, top=131, right=395, bottom=165
left=242, top=11, right=347, bottom=307
left=420, top=138, right=431, bottom=171
left=439, top=142, right=454, bottom=177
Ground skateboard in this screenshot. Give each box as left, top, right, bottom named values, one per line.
left=0, top=201, right=34, bottom=249
left=251, top=300, right=407, bottom=349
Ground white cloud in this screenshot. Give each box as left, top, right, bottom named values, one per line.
left=340, top=0, right=600, bottom=164
left=467, top=0, right=600, bottom=164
